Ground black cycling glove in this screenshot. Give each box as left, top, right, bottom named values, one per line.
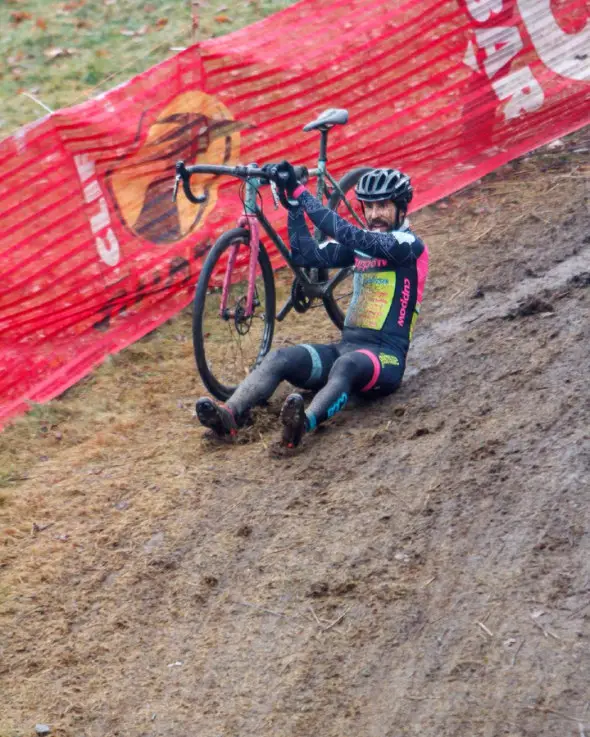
left=261, top=161, right=300, bottom=195
left=274, top=160, right=299, bottom=196
left=261, top=161, right=301, bottom=210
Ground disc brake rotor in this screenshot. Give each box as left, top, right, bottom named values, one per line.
left=234, top=296, right=253, bottom=335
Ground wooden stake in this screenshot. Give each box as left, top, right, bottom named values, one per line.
left=191, top=0, right=200, bottom=45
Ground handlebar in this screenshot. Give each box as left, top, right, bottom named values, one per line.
left=173, top=160, right=309, bottom=206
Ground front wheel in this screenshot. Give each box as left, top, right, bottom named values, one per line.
left=323, top=166, right=373, bottom=329
left=192, top=227, right=276, bottom=401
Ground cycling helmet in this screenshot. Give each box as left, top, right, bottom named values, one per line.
left=355, top=168, right=413, bottom=209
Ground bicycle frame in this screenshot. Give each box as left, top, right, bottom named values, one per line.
left=252, top=203, right=352, bottom=322
left=221, top=161, right=354, bottom=322
left=175, top=149, right=363, bottom=322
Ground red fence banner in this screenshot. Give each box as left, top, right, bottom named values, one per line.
left=1, top=0, right=589, bottom=428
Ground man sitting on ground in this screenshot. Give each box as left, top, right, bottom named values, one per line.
left=196, top=161, right=429, bottom=448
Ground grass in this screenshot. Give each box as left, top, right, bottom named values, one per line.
left=0, top=0, right=295, bottom=137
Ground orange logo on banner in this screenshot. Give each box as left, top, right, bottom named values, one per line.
left=106, top=90, right=243, bottom=244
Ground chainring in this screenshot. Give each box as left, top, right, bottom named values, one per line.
left=291, top=279, right=313, bottom=314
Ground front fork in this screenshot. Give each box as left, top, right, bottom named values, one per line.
left=219, top=214, right=261, bottom=319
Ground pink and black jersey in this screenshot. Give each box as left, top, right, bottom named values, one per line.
left=288, top=189, right=428, bottom=357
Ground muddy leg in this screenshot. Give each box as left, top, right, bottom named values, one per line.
left=227, top=345, right=316, bottom=420
left=304, top=351, right=376, bottom=431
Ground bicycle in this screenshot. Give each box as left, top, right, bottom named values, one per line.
left=173, top=107, right=371, bottom=401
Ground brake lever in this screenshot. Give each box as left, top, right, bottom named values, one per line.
left=277, top=170, right=300, bottom=208
left=270, top=180, right=280, bottom=210
left=172, top=175, right=180, bottom=203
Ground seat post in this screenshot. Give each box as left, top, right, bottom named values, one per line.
left=314, top=127, right=330, bottom=241
left=319, top=128, right=329, bottom=163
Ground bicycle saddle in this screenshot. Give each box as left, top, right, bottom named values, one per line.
left=303, top=108, right=349, bottom=132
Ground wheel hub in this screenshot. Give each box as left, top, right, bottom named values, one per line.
left=234, top=296, right=253, bottom=335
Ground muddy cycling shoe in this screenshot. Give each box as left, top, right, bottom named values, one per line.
left=280, top=393, right=307, bottom=448
left=195, top=397, right=238, bottom=437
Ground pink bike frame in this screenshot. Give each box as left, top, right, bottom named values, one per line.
left=219, top=214, right=261, bottom=319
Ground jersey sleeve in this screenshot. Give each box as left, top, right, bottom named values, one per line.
left=287, top=205, right=355, bottom=268
left=297, top=189, right=425, bottom=267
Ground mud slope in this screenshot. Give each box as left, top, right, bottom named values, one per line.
left=1, top=133, right=589, bottom=737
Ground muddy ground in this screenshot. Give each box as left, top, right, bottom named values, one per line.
left=1, top=131, right=589, bottom=737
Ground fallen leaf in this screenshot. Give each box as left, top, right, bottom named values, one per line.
left=44, top=47, right=76, bottom=60
left=7, top=52, right=24, bottom=65
left=76, top=18, right=92, bottom=28
left=10, top=10, right=32, bottom=23
left=35, top=17, right=48, bottom=30
left=214, top=13, right=232, bottom=22
left=155, top=17, right=168, bottom=27
left=120, top=25, right=148, bottom=36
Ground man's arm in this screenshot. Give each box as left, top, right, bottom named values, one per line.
left=288, top=203, right=355, bottom=268
left=295, top=188, right=425, bottom=267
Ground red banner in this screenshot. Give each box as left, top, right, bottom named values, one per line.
left=1, top=0, right=589, bottom=427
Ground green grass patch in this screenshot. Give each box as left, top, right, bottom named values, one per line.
left=0, top=0, right=295, bottom=136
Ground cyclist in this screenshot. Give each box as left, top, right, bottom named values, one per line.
left=196, top=161, right=429, bottom=448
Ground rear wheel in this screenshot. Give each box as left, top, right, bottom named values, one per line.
left=322, top=166, right=373, bottom=329
left=192, top=227, right=276, bottom=400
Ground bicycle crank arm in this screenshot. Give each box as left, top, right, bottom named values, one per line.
left=277, top=295, right=294, bottom=322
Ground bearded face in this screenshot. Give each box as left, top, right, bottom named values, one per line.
left=363, top=199, right=400, bottom=232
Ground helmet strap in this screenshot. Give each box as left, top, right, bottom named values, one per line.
left=393, top=203, right=405, bottom=230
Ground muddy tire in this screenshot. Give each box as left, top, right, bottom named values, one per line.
left=192, top=227, right=276, bottom=400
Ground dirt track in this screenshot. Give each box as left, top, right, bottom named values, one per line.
left=1, top=132, right=589, bottom=737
